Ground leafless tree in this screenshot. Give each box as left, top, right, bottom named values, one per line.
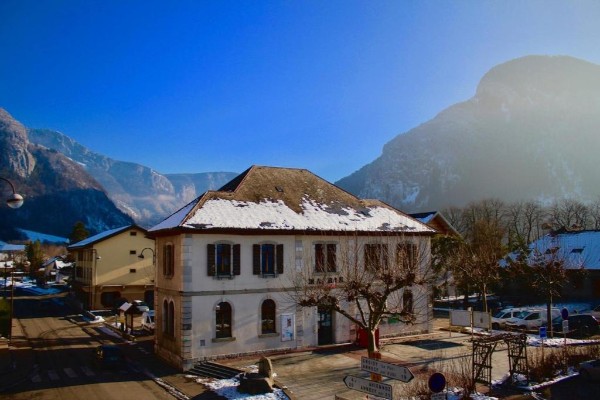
left=287, top=233, right=434, bottom=357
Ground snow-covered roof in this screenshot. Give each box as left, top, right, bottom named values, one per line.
left=68, top=224, right=146, bottom=249
left=150, top=166, right=434, bottom=234
left=506, top=230, right=600, bottom=270
left=17, top=229, right=69, bottom=244
left=0, top=241, right=25, bottom=252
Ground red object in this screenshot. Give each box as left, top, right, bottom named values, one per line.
left=356, top=328, right=379, bottom=348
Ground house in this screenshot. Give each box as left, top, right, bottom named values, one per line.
left=502, top=229, right=600, bottom=303
left=148, top=165, right=435, bottom=370
left=68, top=225, right=155, bottom=310
left=410, top=211, right=459, bottom=237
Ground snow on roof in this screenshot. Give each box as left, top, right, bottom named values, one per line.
left=182, top=197, right=429, bottom=232
left=68, top=225, right=143, bottom=249
left=0, top=242, right=25, bottom=252
left=150, top=166, right=434, bottom=234
left=506, top=230, right=600, bottom=270
left=17, top=229, right=69, bottom=244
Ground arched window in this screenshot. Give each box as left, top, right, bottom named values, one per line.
left=162, top=299, right=175, bottom=336
left=163, top=243, right=174, bottom=277
left=168, top=301, right=175, bottom=336
left=261, top=299, right=276, bottom=334
left=215, top=302, right=232, bottom=338
left=162, top=299, right=169, bottom=333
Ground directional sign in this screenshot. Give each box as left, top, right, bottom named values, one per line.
left=343, top=375, right=393, bottom=399
left=361, top=356, right=414, bottom=382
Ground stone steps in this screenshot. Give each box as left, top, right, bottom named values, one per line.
left=188, top=361, right=242, bottom=379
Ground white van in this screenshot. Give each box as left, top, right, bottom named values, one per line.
left=491, top=308, right=528, bottom=330
left=141, top=310, right=155, bottom=331
left=505, top=308, right=561, bottom=331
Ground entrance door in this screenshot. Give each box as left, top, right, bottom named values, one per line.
left=318, top=306, right=333, bottom=345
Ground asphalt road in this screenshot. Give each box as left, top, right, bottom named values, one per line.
left=4, top=298, right=174, bottom=400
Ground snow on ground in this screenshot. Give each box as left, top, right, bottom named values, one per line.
left=198, top=365, right=289, bottom=400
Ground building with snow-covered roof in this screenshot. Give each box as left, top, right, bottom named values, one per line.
left=68, top=224, right=155, bottom=310
left=502, top=228, right=600, bottom=302
left=148, top=165, right=436, bottom=370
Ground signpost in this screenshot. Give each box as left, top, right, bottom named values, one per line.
left=343, top=375, right=393, bottom=399
left=361, top=357, right=414, bottom=382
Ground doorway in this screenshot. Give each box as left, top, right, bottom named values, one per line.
left=318, top=306, right=333, bottom=345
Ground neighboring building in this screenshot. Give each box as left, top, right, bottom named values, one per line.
left=503, top=228, right=600, bottom=303
left=410, top=211, right=459, bottom=237
left=148, top=165, right=435, bottom=370
left=17, top=228, right=69, bottom=245
left=68, top=225, right=155, bottom=310
left=411, top=211, right=461, bottom=299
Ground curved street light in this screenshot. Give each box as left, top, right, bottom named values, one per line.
left=0, top=177, right=24, bottom=209
left=138, top=247, right=156, bottom=263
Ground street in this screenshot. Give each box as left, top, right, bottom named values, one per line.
left=3, top=297, right=174, bottom=400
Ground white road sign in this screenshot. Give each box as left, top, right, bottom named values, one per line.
left=361, top=356, right=415, bottom=382
left=343, top=375, right=393, bottom=399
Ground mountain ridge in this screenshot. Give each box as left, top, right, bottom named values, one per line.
left=336, top=55, right=600, bottom=212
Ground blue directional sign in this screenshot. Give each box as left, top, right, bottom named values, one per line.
left=539, top=326, right=547, bottom=339
left=561, top=308, right=569, bottom=320
left=428, top=372, right=446, bottom=393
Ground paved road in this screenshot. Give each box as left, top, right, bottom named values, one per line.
left=3, top=298, right=174, bottom=400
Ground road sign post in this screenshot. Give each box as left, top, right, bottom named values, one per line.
left=361, top=357, right=415, bottom=382
left=343, top=375, right=393, bottom=399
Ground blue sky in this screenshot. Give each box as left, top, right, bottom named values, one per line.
left=1, top=1, right=600, bottom=182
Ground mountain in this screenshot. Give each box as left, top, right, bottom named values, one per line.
left=336, top=55, right=600, bottom=212
left=0, top=109, right=134, bottom=239
left=28, top=129, right=237, bottom=227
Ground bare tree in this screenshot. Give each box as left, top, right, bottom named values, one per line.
left=548, top=199, right=589, bottom=231
left=506, top=234, right=585, bottom=337
left=288, top=233, right=433, bottom=357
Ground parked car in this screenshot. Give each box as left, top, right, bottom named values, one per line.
left=552, top=314, right=600, bottom=337
left=588, top=304, right=600, bottom=320
left=141, top=310, right=155, bottom=331
left=491, top=308, right=528, bottom=330
left=93, top=344, right=125, bottom=369
left=579, top=359, right=600, bottom=381
left=505, top=308, right=561, bottom=331
left=132, top=300, right=150, bottom=313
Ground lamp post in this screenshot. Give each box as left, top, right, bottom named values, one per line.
left=1, top=177, right=23, bottom=344
left=0, top=177, right=24, bottom=209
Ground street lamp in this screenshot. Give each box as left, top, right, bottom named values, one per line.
left=1, top=177, right=23, bottom=344
left=0, top=177, right=24, bottom=209
left=138, top=247, right=156, bottom=263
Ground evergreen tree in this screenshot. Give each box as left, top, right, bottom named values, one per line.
left=69, top=221, right=89, bottom=243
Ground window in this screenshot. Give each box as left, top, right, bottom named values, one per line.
left=216, top=302, right=232, bottom=338
left=397, top=243, right=417, bottom=270
left=315, top=243, right=337, bottom=272
left=261, top=299, right=276, bottom=334
left=129, top=268, right=136, bottom=273
left=130, top=250, right=137, bottom=255
left=253, top=244, right=284, bottom=276
left=403, top=290, right=414, bottom=314
left=100, top=291, right=120, bottom=308
left=207, top=243, right=240, bottom=277
left=130, top=231, right=137, bottom=236
left=162, top=299, right=175, bottom=336
left=364, top=244, right=388, bottom=270
left=163, top=243, right=174, bottom=277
